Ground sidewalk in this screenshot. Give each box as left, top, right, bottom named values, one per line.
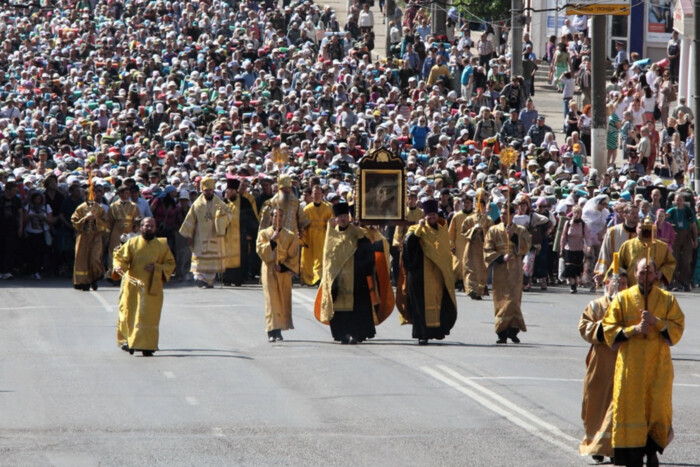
left=323, top=0, right=388, bottom=59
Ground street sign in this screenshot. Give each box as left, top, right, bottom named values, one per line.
left=566, top=1, right=630, bottom=16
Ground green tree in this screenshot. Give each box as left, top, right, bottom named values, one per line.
left=454, top=0, right=511, bottom=21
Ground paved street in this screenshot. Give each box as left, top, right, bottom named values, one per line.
left=1, top=281, right=699, bottom=466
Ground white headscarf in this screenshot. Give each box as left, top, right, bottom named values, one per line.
left=582, top=194, right=610, bottom=238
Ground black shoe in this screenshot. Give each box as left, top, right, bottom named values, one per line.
left=646, top=451, right=659, bottom=467
left=591, top=455, right=604, bottom=463
left=418, top=339, right=429, bottom=346
left=142, top=350, right=154, bottom=357
left=276, top=331, right=283, bottom=342
left=348, top=335, right=358, bottom=345
left=222, top=282, right=232, bottom=287
left=120, top=343, right=129, bottom=352
left=508, top=328, right=521, bottom=344
left=129, top=348, right=134, bottom=355
left=195, top=280, right=208, bottom=289
left=91, top=281, right=98, bottom=291
left=468, top=291, right=482, bottom=300
left=570, top=284, right=577, bottom=294
left=496, top=337, right=507, bottom=344
left=268, top=336, right=276, bottom=343
left=340, top=336, right=350, bottom=345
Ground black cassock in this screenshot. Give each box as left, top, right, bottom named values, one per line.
left=403, top=232, right=457, bottom=340
left=223, top=196, right=258, bottom=286
left=329, top=236, right=379, bottom=343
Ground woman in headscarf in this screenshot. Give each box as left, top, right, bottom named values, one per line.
left=581, top=194, right=610, bottom=291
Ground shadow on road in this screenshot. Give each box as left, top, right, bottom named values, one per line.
left=156, top=349, right=253, bottom=359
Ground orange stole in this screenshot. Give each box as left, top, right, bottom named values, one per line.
left=314, top=249, right=394, bottom=325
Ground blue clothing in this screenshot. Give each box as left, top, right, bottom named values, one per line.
left=519, top=108, right=538, bottom=133
left=461, top=65, right=473, bottom=86
left=410, top=125, right=429, bottom=150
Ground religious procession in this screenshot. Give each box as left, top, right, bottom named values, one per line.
left=0, top=0, right=695, bottom=464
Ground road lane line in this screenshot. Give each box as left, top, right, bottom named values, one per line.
left=91, top=292, right=114, bottom=313
left=185, top=396, right=199, bottom=406
left=292, top=290, right=316, bottom=305
left=163, top=371, right=175, bottom=379
left=437, top=365, right=579, bottom=443
left=464, top=376, right=582, bottom=382
left=421, top=366, right=575, bottom=454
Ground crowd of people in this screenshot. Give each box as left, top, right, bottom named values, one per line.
left=0, top=1, right=697, bottom=292
left=0, top=1, right=691, bottom=464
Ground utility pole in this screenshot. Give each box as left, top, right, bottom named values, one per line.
left=385, top=0, right=395, bottom=59
left=431, top=0, right=447, bottom=37
left=695, top=0, right=700, bottom=193
left=590, top=15, right=607, bottom=176
left=511, top=0, right=523, bottom=78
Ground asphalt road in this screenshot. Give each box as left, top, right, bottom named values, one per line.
left=1, top=280, right=699, bottom=467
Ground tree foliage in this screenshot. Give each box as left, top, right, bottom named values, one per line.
left=453, top=0, right=511, bottom=21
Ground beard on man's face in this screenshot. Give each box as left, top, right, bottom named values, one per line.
left=142, top=231, right=156, bottom=240
left=280, top=191, right=291, bottom=202
left=204, top=193, right=214, bottom=201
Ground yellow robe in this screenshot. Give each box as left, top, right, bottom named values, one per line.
left=224, top=197, right=242, bottom=269
left=106, top=199, right=140, bottom=275
left=484, top=224, right=532, bottom=333
left=71, top=202, right=108, bottom=286
left=594, top=224, right=636, bottom=276
left=178, top=194, right=232, bottom=277
left=616, top=238, right=677, bottom=286
left=578, top=295, right=616, bottom=457
left=300, top=201, right=333, bottom=285
left=461, top=212, right=494, bottom=295
left=402, top=221, right=457, bottom=327
left=602, top=285, right=684, bottom=451
left=257, top=227, right=299, bottom=332
left=392, top=206, right=424, bottom=247
left=259, top=193, right=310, bottom=234
left=316, top=223, right=367, bottom=323
left=113, top=236, right=176, bottom=351
left=448, top=210, right=470, bottom=279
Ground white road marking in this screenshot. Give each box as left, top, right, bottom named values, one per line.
left=421, top=366, right=575, bottom=454
left=457, top=374, right=700, bottom=388
left=91, top=292, right=114, bottom=313
left=292, top=290, right=316, bottom=305
left=437, top=365, right=579, bottom=443
left=185, top=396, right=199, bottom=406
left=163, top=371, right=175, bottom=379
left=212, top=427, right=225, bottom=438
left=465, top=376, right=583, bottom=382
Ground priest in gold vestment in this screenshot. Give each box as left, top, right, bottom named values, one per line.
left=105, top=185, right=140, bottom=279
left=222, top=177, right=258, bottom=287
left=314, top=203, right=392, bottom=344
left=257, top=208, right=299, bottom=342
left=300, top=185, right=333, bottom=286
left=484, top=205, right=531, bottom=344
left=578, top=269, right=629, bottom=462
left=448, top=194, right=473, bottom=289
left=615, top=218, right=676, bottom=287
left=72, top=197, right=108, bottom=291
left=398, top=199, right=457, bottom=345
left=179, top=177, right=232, bottom=288
left=113, top=218, right=175, bottom=356
left=603, top=259, right=684, bottom=467
left=461, top=192, right=493, bottom=300
left=259, top=174, right=310, bottom=235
